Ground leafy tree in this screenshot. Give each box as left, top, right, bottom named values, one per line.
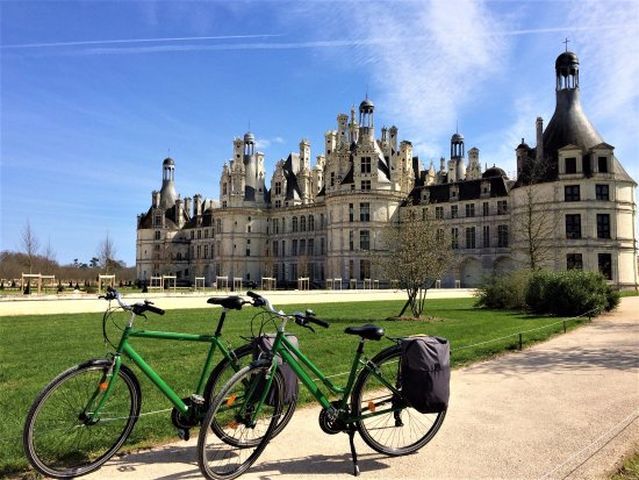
left=379, top=209, right=456, bottom=318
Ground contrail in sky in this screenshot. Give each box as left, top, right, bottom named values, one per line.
left=1, top=34, right=282, bottom=49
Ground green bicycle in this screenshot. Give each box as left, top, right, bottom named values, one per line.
left=198, top=291, right=447, bottom=480
left=22, top=287, right=296, bottom=479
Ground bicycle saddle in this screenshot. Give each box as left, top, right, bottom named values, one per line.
left=344, top=324, right=384, bottom=341
left=207, top=296, right=244, bottom=310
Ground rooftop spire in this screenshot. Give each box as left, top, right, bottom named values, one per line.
left=563, top=37, right=570, bottom=52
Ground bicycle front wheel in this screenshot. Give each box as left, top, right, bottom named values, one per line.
left=23, top=359, right=141, bottom=479
left=204, top=342, right=296, bottom=441
left=198, top=364, right=283, bottom=480
left=352, top=345, right=446, bottom=456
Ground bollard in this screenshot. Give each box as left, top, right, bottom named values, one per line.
left=518, top=333, right=523, bottom=350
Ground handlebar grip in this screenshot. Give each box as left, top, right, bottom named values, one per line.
left=308, top=316, right=329, bottom=328
left=246, top=291, right=266, bottom=306
left=146, top=304, right=165, bottom=316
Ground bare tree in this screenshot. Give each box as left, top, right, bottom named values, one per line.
left=20, top=220, right=40, bottom=273
left=378, top=210, right=456, bottom=318
left=44, top=237, right=56, bottom=263
left=512, top=158, right=557, bottom=270
left=98, top=232, right=118, bottom=273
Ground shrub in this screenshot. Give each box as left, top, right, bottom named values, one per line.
left=526, top=270, right=618, bottom=317
left=475, top=270, right=529, bottom=310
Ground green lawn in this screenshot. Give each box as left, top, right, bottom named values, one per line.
left=0, top=298, right=582, bottom=476
left=611, top=450, right=639, bottom=480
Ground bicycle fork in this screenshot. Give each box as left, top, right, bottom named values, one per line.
left=82, top=356, right=122, bottom=424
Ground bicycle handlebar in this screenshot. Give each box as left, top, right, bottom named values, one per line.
left=101, top=287, right=165, bottom=316
left=246, top=291, right=330, bottom=329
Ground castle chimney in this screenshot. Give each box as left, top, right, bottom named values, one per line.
left=535, top=117, right=544, bottom=163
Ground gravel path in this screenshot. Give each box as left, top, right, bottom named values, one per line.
left=76, top=296, right=639, bottom=480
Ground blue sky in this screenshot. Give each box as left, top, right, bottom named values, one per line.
left=1, top=0, right=638, bottom=266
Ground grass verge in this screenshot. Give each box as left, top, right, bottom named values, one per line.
left=611, top=449, right=639, bottom=480
left=0, top=297, right=583, bottom=476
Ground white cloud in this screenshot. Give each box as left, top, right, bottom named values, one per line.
left=255, top=136, right=285, bottom=150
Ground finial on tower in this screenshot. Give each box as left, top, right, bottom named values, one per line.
left=563, top=37, right=570, bottom=52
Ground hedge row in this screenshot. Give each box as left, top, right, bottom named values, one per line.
left=476, top=269, right=620, bottom=316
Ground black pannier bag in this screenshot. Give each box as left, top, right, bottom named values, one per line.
left=253, top=334, right=300, bottom=405
left=400, top=336, right=450, bottom=413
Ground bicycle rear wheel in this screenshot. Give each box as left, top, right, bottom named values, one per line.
left=198, top=364, right=283, bottom=480
left=23, top=359, right=140, bottom=478
left=204, top=343, right=296, bottom=441
left=352, top=345, right=446, bottom=456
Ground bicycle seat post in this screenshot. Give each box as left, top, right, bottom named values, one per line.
left=213, top=309, right=228, bottom=337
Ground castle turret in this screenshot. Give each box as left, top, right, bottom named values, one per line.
left=159, top=157, right=177, bottom=209
left=358, top=97, right=375, bottom=143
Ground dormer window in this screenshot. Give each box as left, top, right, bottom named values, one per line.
left=565, top=157, right=577, bottom=174
left=598, top=156, right=608, bottom=173
left=275, top=182, right=282, bottom=196
left=450, top=186, right=459, bottom=200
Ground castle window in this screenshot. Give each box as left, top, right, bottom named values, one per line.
left=222, top=201, right=227, bottom=208
left=308, top=215, right=314, bottom=231
left=465, top=203, right=475, bottom=218
left=564, top=185, right=580, bottom=202
left=197, top=230, right=202, bottom=239
left=597, top=214, right=611, bottom=239
left=598, top=156, right=608, bottom=173
left=292, top=239, right=298, bottom=256
left=320, top=213, right=325, bottom=228
left=598, top=253, right=612, bottom=280
left=565, top=157, right=577, bottom=174
left=349, top=203, right=354, bottom=222
left=292, top=217, right=298, bottom=232
left=360, top=202, right=370, bottom=222
left=273, top=218, right=279, bottom=234
left=360, top=259, right=371, bottom=281
left=275, top=200, right=281, bottom=208
left=361, top=180, right=371, bottom=191
left=154, top=215, right=162, bottom=227
left=246, top=246, right=250, bottom=257
left=497, top=225, right=509, bottom=247
left=566, top=253, right=583, bottom=270
left=435, top=206, right=444, bottom=220
left=204, top=229, right=209, bottom=238
left=497, top=200, right=508, bottom=215
left=330, top=172, right=335, bottom=187
left=596, top=184, right=609, bottom=201
left=273, top=241, right=278, bottom=257
left=196, top=245, right=201, bottom=259
left=361, top=156, right=372, bottom=174
left=299, top=239, right=306, bottom=256
left=465, top=227, right=476, bottom=249
left=320, top=237, right=326, bottom=255
left=155, top=230, right=161, bottom=240
left=216, top=219, right=222, bottom=234
left=204, top=245, right=208, bottom=258
left=482, top=202, right=489, bottom=216
left=177, top=252, right=182, bottom=261
left=565, top=214, right=581, bottom=239
left=451, top=228, right=459, bottom=249
left=300, top=216, right=306, bottom=231
left=483, top=225, right=490, bottom=248
left=275, top=182, right=282, bottom=195
left=308, top=238, right=314, bottom=256
left=451, top=205, right=458, bottom=219
left=359, top=230, right=370, bottom=250
left=190, top=230, right=195, bottom=239
left=222, top=183, right=227, bottom=195
left=349, top=230, right=354, bottom=251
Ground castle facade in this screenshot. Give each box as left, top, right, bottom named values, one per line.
left=136, top=50, right=638, bottom=288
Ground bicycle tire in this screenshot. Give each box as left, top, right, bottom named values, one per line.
left=23, top=359, right=141, bottom=479
left=352, top=345, right=446, bottom=456
left=198, top=363, right=283, bottom=480
left=204, top=343, right=296, bottom=440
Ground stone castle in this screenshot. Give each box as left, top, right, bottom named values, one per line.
left=136, top=49, right=638, bottom=288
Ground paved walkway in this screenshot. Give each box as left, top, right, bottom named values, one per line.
left=0, top=289, right=475, bottom=316
left=81, top=297, right=639, bottom=480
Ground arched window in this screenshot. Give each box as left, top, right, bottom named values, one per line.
left=292, top=217, right=298, bottom=232
left=300, top=216, right=306, bottom=232
left=308, top=215, right=314, bottom=231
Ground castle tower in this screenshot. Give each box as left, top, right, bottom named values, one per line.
left=467, top=147, right=481, bottom=180
left=243, top=131, right=257, bottom=201
left=358, top=97, right=375, bottom=143
left=160, top=157, right=177, bottom=209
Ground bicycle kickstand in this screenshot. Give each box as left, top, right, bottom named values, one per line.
left=347, top=424, right=360, bottom=476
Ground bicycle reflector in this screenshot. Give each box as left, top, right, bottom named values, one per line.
left=226, top=394, right=237, bottom=407
left=368, top=401, right=376, bottom=412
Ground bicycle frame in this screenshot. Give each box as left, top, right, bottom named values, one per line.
left=91, top=308, right=239, bottom=419
left=262, top=327, right=402, bottom=424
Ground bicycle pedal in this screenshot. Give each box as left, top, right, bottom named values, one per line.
left=177, top=428, right=190, bottom=441
left=190, top=394, right=205, bottom=405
